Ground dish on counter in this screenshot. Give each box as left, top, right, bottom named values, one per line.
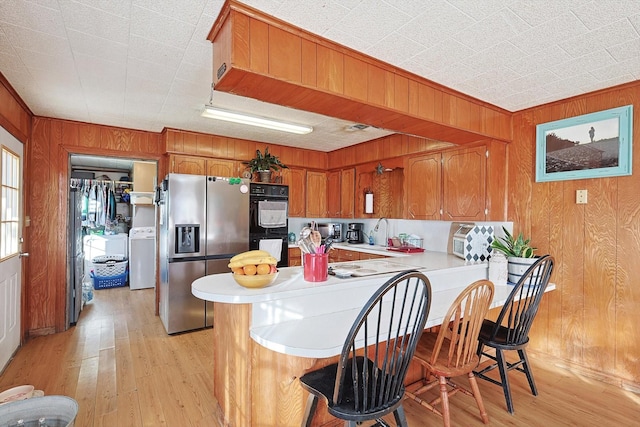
left=331, top=269, right=353, bottom=278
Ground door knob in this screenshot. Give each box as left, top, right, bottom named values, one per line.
left=19, top=252, right=29, bottom=258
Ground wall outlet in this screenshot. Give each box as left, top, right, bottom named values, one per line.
left=576, top=189, right=588, bottom=204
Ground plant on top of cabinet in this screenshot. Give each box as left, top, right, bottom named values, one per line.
left=245, top=147, right=288, bottom=182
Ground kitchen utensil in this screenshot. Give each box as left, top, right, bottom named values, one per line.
left=324, top=237, right=334, bottom=252
left=310, top=230, right=322, bottom=248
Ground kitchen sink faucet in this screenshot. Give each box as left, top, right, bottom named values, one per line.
left=373, top=217, right=389, bottom=247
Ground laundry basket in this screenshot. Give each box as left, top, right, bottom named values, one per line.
left=0, top=395, right=78, bottom=426
left=91, top=255, right=128, bottom=289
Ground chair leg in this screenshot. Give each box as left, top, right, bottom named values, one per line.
left=438, top=376, right=451, bottom=427
left=467, top=371, right=489, bottom=424
left=518, top=348, right=538, bottom=396
left=392, top=405, right=409, bottom=427
left=495, top=349, right=515, bottom=414
left=300, top=394, right=318, bottom=427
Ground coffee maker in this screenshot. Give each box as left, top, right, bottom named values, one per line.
left=346, top=223, right=364, bottom=244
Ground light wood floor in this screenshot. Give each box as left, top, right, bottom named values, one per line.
left=1, top=287, right=638, bottom=426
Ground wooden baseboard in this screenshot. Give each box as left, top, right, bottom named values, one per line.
left=529, top=350, right=640, bottom=393
left=28, top=327, right=56, bottom=337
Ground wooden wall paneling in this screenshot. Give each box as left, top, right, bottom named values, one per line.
left=316, top=45, right=343, bottom=95
left=303, top=149, right=326, bottom=170
left=268, top=25, right=301, bottom=83
left=367, top=64, right=385, bottom=107
left=417, top=83, right=437, bottom=122
left=101, top=127, right=132, bottom=151
left=211, top=8, right=232, bottom=87
left=196, top=133, right=214, bottom=157
left=78, top=123, right=100, bottom=148
left=165, top=129, right=184, bottom=152
left=343, top=56, right=368, bottom=102
left=393, top=74, right=409, bottom=113
left=182, top=132, right=198, bottom=155
left=249, top=18, right=268, bottom=75
left=485, top=139, right=507, bottom=220
left=27, top=118, right=54, bottom=334
left=300, top=39, right=316, bottom=87
left=383, top=69, right=394, bottom=109
left=0, top=73, right=31, bottom=143
left=231, top=10, right=250, bottom=70
left=583, top=177, right=617, bottom=371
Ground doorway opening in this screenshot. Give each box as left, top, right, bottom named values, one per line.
left=67, top=154, right=158, bottom=329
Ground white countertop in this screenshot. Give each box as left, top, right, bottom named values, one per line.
left=192, top=251, right=554, bottom=358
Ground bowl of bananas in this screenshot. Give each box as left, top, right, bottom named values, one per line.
left=228, top=250, right=279, bottom=289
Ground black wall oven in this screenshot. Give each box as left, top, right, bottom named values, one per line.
left=249, top=183, right=289, bottom=267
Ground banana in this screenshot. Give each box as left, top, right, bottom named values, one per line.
left=229, top=250, right=271, bottom=263
left=228, top=251, right=278, bottom=269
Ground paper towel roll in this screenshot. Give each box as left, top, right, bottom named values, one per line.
left=365, top=193, right=374, bottom=214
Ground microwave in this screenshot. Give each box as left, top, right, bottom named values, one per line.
left=316, top=223, right=343, bottom=242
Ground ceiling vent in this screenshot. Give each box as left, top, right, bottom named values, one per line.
left=345, top=124, right=370, bottom=132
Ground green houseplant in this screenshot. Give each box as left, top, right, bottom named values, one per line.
left=491, top=226, right=537, bottom=283
left=245, top=147, right=288, bottom=182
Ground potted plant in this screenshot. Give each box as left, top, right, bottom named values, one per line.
left=491, top=226, right=537, bottom=283
left=245, top=147, right=288, bottom=182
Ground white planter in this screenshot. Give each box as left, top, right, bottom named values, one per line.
left=507, top=256, right=538, bottom=284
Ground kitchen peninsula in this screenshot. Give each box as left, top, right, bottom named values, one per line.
left=192, top=251, right=545, bottom=426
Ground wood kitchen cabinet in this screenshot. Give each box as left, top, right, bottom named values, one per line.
left=169, top=154, right=206, bottom=175
left=306, top=171, right=327, bottom=217
left=405, top=152, right=441, bottom=220
left=288, top=247, right=301, bottom=266
left=206, top=158, right=242, bottom=177
left=326, top=168, right=355, bottom=218
left=442, top=145, right=486, bottom=221
left=327, top=171, right=341, bottom=217
left=339, top=168, right=355, bottom=218
left=282, top=167, right=306, bottom=217
left=404, top=144, right=491, bottom=221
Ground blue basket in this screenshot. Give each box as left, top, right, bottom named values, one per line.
left=91, top=271, right=128, bottom=289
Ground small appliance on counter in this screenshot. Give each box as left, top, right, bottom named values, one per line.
left=314, top=222, right=343, bottom=243
left=452, top=223, right=494, bottom=262
left=346, top=223, right=364, bottom=244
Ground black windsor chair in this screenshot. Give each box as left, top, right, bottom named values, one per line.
left=474, top=254, right=555, bottom=414
left=299, top=270, right=432, bottom=427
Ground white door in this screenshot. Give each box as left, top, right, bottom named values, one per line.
left=0, top=127, right=24, bottom=372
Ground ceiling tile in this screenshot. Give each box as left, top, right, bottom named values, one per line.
left=607, top=38, right=640, bottom=61
left=333, top=0, right=411, bottom=45
left=73, top=0, right=131, bottom=18
left=508, top=0, right=590, bottom=27
left=59, top=0, right=130, bottom=44
left=128, top=34, right=184, bottom=68
left=507, top=45, right=573, bottom=75
left=408, top=39, right=474, bottom=72
left=67, top=29, right=128, bottom=64
left=550, top=50, right=616, bottom=79
left=572, top=0, right=640, bottom=30
left=453, top=8, right=531, bottom=52
left=273, top=0, right=350, bottom=35
left=589, top=55, right=640, bottom=81
left=0, top=0, right=66, bottom=37
left=398, top=1, right=474, bottom=48
left=130, top=4, right=195, bottom=50
left=466, top=42, right=526, bottom=76
left=365, top=33, right=426, bottom=67
left=559, top=19, right=638, bottom=57
left=133, top=0, right=208, bottom=25
left=2, top=24, right=72, bottom=57
left=126, top=57, right=177, bottom=84
left=511, top=12, right=588, bottom=54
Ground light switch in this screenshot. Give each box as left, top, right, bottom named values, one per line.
left=576, top=189, right=588, bottom=204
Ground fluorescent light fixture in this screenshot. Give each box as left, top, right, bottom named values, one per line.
left=201, top=105, right=313, bottom=135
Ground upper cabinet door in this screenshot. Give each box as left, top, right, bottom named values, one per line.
left=405, top=153, right=441, bottom=220
left=206, top=159, right=240, bottom=177
left=327, top=171, right=341, bottom=217
left=340, top=168, right=355, bottom=218
left=442, top=146, right=486, bottom=221
left=170, top=155, right=206, bottom=175
left=306, top=171, right=327, bottom=218
left=282, top=168, right=306, bottom=217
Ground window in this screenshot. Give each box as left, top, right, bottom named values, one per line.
left=1, top=147, right=20, bottom=259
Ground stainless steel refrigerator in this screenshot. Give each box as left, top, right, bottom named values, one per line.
left=158, top=173, right=249, bottom=334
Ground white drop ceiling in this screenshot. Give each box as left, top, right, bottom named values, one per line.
left=1, top=0, right=639, bottom=154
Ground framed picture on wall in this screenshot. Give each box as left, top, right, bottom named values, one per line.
left=535, top=105, right=633, bottom=182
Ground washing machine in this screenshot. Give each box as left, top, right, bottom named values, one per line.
left=129, top=227, right=156, bottom=290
